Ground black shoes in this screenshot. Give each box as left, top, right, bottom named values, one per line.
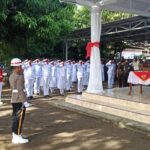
left=27, top=96, right=33, bottom=100
left=77, top=92, right=82, bottom=95
left=44, top=95, right=50, bottom=98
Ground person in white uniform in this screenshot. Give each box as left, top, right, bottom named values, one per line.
left=56, top=60, right=61, bottom=87
left=131, top=58, right=140, bottom=71
left=33, top=59, right=42, bottom=95
left=101, top=60, right=105, bottom=82
left=84, top=60, right=90, bottom=87
left=49, top=61, right=57, bottom=94
left=77, top=60, right=84, bottom=94
left=71, top=61, right=77, bottom=83
left=82, top=61, right=87, bottom=89
left=106, top=60, right=116, bottom=89
left=111, top=60, right=116, bottom=85
left=66, top=60, right=72, bottom=91
left=23, top=60, right=35, bottom=100
left=42, top=59, right=51, bottom=97
left=57, top=61, right=66, bottom=96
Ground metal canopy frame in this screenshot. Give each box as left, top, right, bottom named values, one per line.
left=68, top=16, right=150, bottom=42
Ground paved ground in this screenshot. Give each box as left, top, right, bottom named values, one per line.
left=0, top=89, right=150, bottom=150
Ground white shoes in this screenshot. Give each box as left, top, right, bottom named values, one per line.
left=24, top=101, right=32, bottom=108
left=0, top=101, right=3, bottom=105
left=12, top=133, right=29, bottom=144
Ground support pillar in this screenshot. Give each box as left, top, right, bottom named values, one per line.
left=87, top=5, right=103, bottom=94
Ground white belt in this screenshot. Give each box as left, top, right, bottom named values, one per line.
left=12, top=89, right=18, bottom=93
left=12, top=89, right=26, bottom=93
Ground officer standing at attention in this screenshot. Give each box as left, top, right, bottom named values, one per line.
left=106, top=60, right=116, bottom=89
left=77, top=60, right=84, bottom=94
left=9, top=58, right=29, bottom=144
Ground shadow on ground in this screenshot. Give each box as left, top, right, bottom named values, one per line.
left=0, top=91, right=150, bottom=150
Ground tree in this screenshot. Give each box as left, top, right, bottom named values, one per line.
left=74, top=7, right=134, bottom=29
left=74, top=7, right=90, bottom=29
left=0, top=0, right=76, bottom=63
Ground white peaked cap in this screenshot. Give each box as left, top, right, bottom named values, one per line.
left=24, top=59, right=29, bottom=62
left=50, top=61, right=54, bottom=64
left=34, top=59, right=40, bottom=62
left=43, top=59, right=49, bottom=62
left=10, top=58, right=22, bottom=66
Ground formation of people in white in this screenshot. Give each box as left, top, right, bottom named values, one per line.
left=22, top=59, right=102, bottom=99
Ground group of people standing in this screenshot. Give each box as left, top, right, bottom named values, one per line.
left=8, top=58, right=92, bottom=144
left=105, top=57, right=149, bottom=89
left=22, top=59, right=91, bottom=98
left=6, top=56, right=150, bottom=144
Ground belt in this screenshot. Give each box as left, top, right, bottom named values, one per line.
left=12, top=89, right=26, bottom=93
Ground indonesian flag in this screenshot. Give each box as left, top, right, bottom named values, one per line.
left=86, top=42, right=100, bottom=58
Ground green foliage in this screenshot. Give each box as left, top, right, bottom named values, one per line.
left=74, top=7, right=90, bottom=29
left=14, top=11, right=37, bottom=30
left=102, top=10, right=133, bottom=23
left=0, top=12, right=7, bottom=22
left=74, top=7, right=134, bottom=29
left=0, top=0, right=134, bottom=62
left=0, top=0, right=9, bottom=12
left=37, top=14, right=60, bottom=43
left=0, top=0, right=75, bottom=61
left=50, top=6, right=75, bottom=37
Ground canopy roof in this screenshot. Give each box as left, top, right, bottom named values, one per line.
left=103, top=0, right=150, bottom=17
left=61, top=0, right=150, bottom=17
left=68, top=16, right=150, bottom=42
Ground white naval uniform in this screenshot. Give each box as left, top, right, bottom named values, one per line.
left=71, top=63, right=77, bottom=82
left=112, top=63, right=116, bottom=84
left=101, top=63, right=105, bottom=81
left=77, top=64, right=84, bottom=93
left=42, top=63, right=51, bottom=96
left=106, top=61, right=116, bottom=89
left=23, top=64, right=35, bottom=98
left=34, top=63, right=42, bottom=94
left=56, top=63, right=61, bottom=87
left=66, top=63, right=72, bottom=91
left=84, top=63, right=90, bottom=86
left=49, top=64, right=57, bottom=93
left=82, top=63, right=87, bottom=87
left=57, top=65, right=66, bottom=95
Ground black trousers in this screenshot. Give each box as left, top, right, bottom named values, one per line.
left=12, top=103, right=26, bottom=135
